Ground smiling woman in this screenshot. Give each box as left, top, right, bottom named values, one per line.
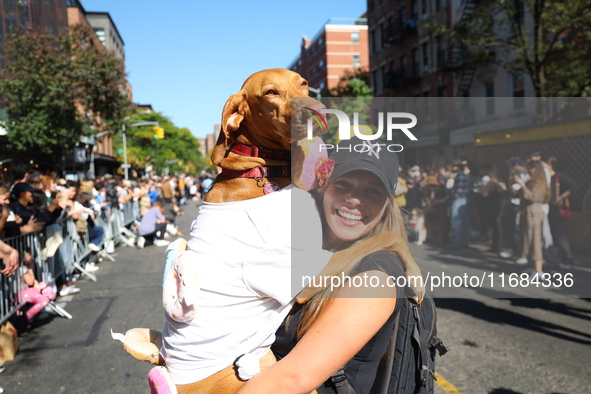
left=237, top=137, right=413, bottom=394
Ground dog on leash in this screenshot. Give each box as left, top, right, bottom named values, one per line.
left=117, top=69, right=424, bottom=394
left=409, top=208, right=427, bottom=245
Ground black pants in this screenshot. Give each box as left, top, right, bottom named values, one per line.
left=548, top=205, right=573, bottom=264
left=141, top=223, right=167, bottom=245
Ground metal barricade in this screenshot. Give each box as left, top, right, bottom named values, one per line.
left=0, top=201, right=143, bottom=324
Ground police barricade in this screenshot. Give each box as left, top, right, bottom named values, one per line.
left=0, top=201, right=141, bottom=324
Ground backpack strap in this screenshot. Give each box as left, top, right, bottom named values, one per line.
left=411, top=304, right=432, bottom=391
left=330, top=367, right=357, bottom=394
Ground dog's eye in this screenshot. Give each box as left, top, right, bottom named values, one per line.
left=265, top=89, right=279, bottom=96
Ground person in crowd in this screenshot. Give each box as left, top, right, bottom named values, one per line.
left=137, top=200, right=170, bottom=248
left=528, top=151, right=555, bottom=265
left=201, top=174, right=214, bottom=195
left=394, top=168, right=408, bottom=210
left=512, top=160, right=550, bottom=278
left=238, top=137, right=408, bottom=394
left=423, top=172, right=450, bottom=244
left=546, top=157, right=578, bottom=269
left=479, top=164, right=504, bottom=253
left=450, top=161, right=472, bottom=248
left=405, top=165, right=423, bottom=210
left=75, top=192, right=103, bottom=272
left=0, top=184, right=45, bottom=238
left=499, top=158, right=527, bottom=259
left=19, top=252, right=56, bottom=321
left=10, top=163, right=31, bottom=186
left=8, top=182, right=63, bottom=234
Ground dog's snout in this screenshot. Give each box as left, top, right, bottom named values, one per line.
left=305, top=100, right=326, bottom=113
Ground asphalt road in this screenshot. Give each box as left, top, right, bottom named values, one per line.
left=1, top=201, right=590, bottom=394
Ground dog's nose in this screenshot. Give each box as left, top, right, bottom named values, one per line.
left=304, top=100, right=326, bottom=114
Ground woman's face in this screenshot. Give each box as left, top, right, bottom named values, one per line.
left=21, top=191, right=33, bottom=204
left=68, top=186, right=77, bottom=199
left=0, top=192, right=9, bottom=205
left=323, top=170, right=389, bottom=244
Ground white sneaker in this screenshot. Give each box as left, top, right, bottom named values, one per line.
left=88, top=243, right=101, bottom=252
left=85, top=263, right=99, bottom=272
left=59, top=285, right=81, bottom=297
left=154, top=239, right=171, bottom=247
left=515, top=257, right=528, bottom=265
left=500, top=250, right=513, bottom=259
left=136, top=236, right=145, bottom=249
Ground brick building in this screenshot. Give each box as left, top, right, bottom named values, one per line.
left=289, top=17, right=369, bottom=91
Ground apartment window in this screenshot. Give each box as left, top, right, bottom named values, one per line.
left=421, top=42, right=430, bottom=73
left=351, top=31, right=359, bottom=43
left=436, top=0, right=443, bottom=12
left=412, top=48, right=419, bottom=77
left=372, top=70, right=378, bottom=92
left=380, top=66, right=387, bottom=92
left=319, top=59, right=324, bottom=68
left=400, top=54, right=407, bottom=78
left=421, top=0, right=429, bottom=15
left=370, top=29, right=376, bottom=53
left=436, top=37, right=446, bottom=69
left=437, top=85, right=446, bottom=97
left=484, top=81, right=495, bottom=116
left=412, top=0, right=418, bottom=20
left=94, top=28, right=106, bottom=46
left=352, top=54, right=361, bottom=68
left=380, top=23, right=386, bottom=48
left=511, top=72, right=525, bottom=109
left=318, top=37, right=323, bottom=46
left=319, top=82, right=325, bottom=89
left=369, top=0, right=375, bottom=13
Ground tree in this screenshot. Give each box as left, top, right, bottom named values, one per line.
left=320, top=68, right=374, bottom=145
left=116, top=111, right=204, bottom=175
left=0, top=25, right=131, bottom=155
left=428, top=0, right=591, bottom=98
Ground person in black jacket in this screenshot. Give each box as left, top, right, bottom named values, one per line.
left=547, top=157, right=578, bottom=269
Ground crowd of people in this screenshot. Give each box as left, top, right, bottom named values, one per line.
left=395, top=151, right=591, bottom=280
left=0, top=163, right=217, bottom=341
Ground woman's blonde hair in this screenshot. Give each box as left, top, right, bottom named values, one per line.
left=294, top=180, right=408, bottom=339
left=0, top=185, right=9, bottom=196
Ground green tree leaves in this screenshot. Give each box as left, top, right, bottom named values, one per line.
left=0, top=25, right=131, bottom=154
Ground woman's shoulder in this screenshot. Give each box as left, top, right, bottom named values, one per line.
left=351, top=249, right=405, bottom=278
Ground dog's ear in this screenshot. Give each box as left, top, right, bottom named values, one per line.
left=211, top=92, right=248, bottom=166
left=221, top=91, right=248, bottom=140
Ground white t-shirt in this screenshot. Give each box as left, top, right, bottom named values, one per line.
left=161, top=185, right=331, bottom=384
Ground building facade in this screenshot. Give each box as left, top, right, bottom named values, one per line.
left=289, top=17, right=369, bottom=91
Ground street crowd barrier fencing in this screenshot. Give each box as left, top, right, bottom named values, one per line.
left=0, top=201, right=141, bottom=325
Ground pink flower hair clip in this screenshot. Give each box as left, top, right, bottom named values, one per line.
left=315, top=158, right=334, bottom=188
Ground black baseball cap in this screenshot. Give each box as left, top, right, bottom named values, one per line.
left=11, top=182, right=40, bottom=197
left=328, top=137, right=399, bottom=196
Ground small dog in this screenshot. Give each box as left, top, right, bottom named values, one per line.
left=409, top=208, right=427, bottom=245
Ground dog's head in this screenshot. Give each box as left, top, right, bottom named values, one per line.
left=409, top=208, right=423, bottom=228
left=212, top=68, right=324, bottom=167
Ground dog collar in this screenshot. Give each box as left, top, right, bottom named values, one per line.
left=229, top=143, right=291, bottom=160
left=221, top=165, right=290, bottom=179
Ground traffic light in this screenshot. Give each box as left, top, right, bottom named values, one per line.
left=153, top=126, right=165, bottom=139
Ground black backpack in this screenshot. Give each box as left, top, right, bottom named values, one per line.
left=330, top=291, right=448, bottom=394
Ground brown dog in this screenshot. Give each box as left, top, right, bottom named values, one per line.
left=207, top=68, right=324, bottom=203
left=121, top=69, right=424, bottom=394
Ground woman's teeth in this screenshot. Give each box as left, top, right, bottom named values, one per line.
left=337, top=210, right=364, bottom=221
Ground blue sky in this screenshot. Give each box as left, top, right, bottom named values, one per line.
left=82, top=0, right=366, bottom=138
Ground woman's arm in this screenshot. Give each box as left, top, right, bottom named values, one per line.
left=237, top=270, right=397, bottom=394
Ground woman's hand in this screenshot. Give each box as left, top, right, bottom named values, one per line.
left=512, top=175, right=525, bottom=187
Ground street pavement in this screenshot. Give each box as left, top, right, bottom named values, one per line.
left=1, top=201, right=590, bottom=393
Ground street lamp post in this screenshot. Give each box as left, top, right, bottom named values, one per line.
left=121, top=117, right=159, bottom=179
